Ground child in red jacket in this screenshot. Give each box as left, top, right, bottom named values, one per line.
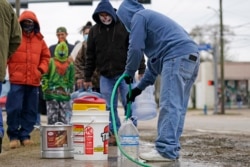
left=6, top=10, right=50, bottom=149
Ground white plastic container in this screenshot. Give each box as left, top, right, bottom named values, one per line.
left=71, top=111, right=109, bottom=161
left=132, top=85, right=157, bottom=121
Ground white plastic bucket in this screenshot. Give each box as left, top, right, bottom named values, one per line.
left=71, top=111, right=109, bottom=160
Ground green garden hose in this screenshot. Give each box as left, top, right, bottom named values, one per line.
left=110, top=73, right=151, bottom=167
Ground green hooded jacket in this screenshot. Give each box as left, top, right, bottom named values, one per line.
left=42, top=42, right=75, bottom=101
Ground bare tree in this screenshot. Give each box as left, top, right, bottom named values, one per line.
left=190, top=24, right=234, bottom=62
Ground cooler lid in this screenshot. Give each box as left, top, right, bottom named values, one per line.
left=73, top=96, right=106, bottom=104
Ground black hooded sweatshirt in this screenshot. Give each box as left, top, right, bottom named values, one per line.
left=84, top=0, right=145, bottom=81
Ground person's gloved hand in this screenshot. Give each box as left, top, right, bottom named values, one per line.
left=124, top=75, right=133, bottom=84
left=127, top=87, right=142, bottom=102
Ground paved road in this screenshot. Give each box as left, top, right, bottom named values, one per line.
left=2, top=107, right=249, bottom=134
left=137, top=108, right=250, bottom=134
left=185, top=109, right=250, bottom=134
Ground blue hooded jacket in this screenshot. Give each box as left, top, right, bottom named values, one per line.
left=117, top=0, right=199, bottom=90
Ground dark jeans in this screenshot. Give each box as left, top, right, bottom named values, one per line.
left=39, top=86, right=47, bottom=115
left=6, top=84, right=38, bottom=141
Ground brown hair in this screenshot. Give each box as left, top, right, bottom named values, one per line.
left=79, top=21, right=92, bottom=34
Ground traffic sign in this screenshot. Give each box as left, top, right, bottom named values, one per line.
left=198, top=44, right=212, bottom=51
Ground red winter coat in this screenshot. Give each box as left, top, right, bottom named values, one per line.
left=8, top=10, right=50, bottom=86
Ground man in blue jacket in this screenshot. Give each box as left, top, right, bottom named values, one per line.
left=117, top=0, right=200, bottom=161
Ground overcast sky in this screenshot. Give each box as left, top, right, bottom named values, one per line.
left=19, top=0, right=250, bottom=62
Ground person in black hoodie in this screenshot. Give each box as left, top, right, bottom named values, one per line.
left=83, top=0, right=145, bottom=145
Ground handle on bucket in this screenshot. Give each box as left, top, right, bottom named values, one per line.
left=33, top=125, right=43, bottom=136
left=81, top=95, right=98, bottom=100
left=34, top=125, right=40, bottom=129
left=33, top=124, right=44, bottom=136
left=73, top=95, right=101, bottom=103
left=73, top=119, right=95, bottom=136
left=83, top=117, right=95, bottom=126
left=55, top=122, right=65, bottom=125
left=86, top=108, right=101, bottom=111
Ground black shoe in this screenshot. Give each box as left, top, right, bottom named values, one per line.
left=0, top=137, right=2, bottom=153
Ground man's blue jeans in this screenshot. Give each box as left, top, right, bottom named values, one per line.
left=0, top=82, right=4, bottom=138
left=6, top=84, right=38, bottom=141
left=153, top=54, right=200, bottom=159
left=100, top=75, right=129, bottom=134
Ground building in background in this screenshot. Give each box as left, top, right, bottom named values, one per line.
left=195, top=62, right=250, bottom=109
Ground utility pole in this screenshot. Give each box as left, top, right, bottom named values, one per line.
left=219, top=0, right=225, bottom=114
left=213, top=33, right=218, bottom=114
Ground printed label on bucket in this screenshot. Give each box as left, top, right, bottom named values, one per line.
left=85, top=126, right=94, bottom=154
left=101, top=125, right=109, bottom=154
left=73, top=124, right=84, bottom=155
left=47, top=130, right=68, bottom=148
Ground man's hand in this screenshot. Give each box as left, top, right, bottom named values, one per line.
left=77, top=79, right=84, bottom=89
left=83, top=81, right=93, bottom=90
left=124, top=75, right=133, bottom=84
left=137, top=74, right=144, bottom=81
left=126, top=87, right=142, bottom=102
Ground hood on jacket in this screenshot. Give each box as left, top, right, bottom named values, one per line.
left=117, top=0, right=144, bottom=31
left=19, top=10, right=40, bottom=34
left=54, top=42, right=69, bottom=62
left=92, top=0, right=117, bottom=24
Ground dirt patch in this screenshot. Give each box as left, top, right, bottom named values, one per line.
left=140, top=129, right=250, bottom=166
left=182, top=133, right=250, bottom=166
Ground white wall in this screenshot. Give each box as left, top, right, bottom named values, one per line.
left=196, top=62, right=215, bottom=109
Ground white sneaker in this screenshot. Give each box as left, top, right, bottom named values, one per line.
left=139, top=149, right=175, bottom=162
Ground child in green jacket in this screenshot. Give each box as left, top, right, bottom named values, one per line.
left=42, top=42, right=75, bottom=124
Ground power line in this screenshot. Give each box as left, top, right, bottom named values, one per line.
left=231, top=22, right=250, bottom=29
